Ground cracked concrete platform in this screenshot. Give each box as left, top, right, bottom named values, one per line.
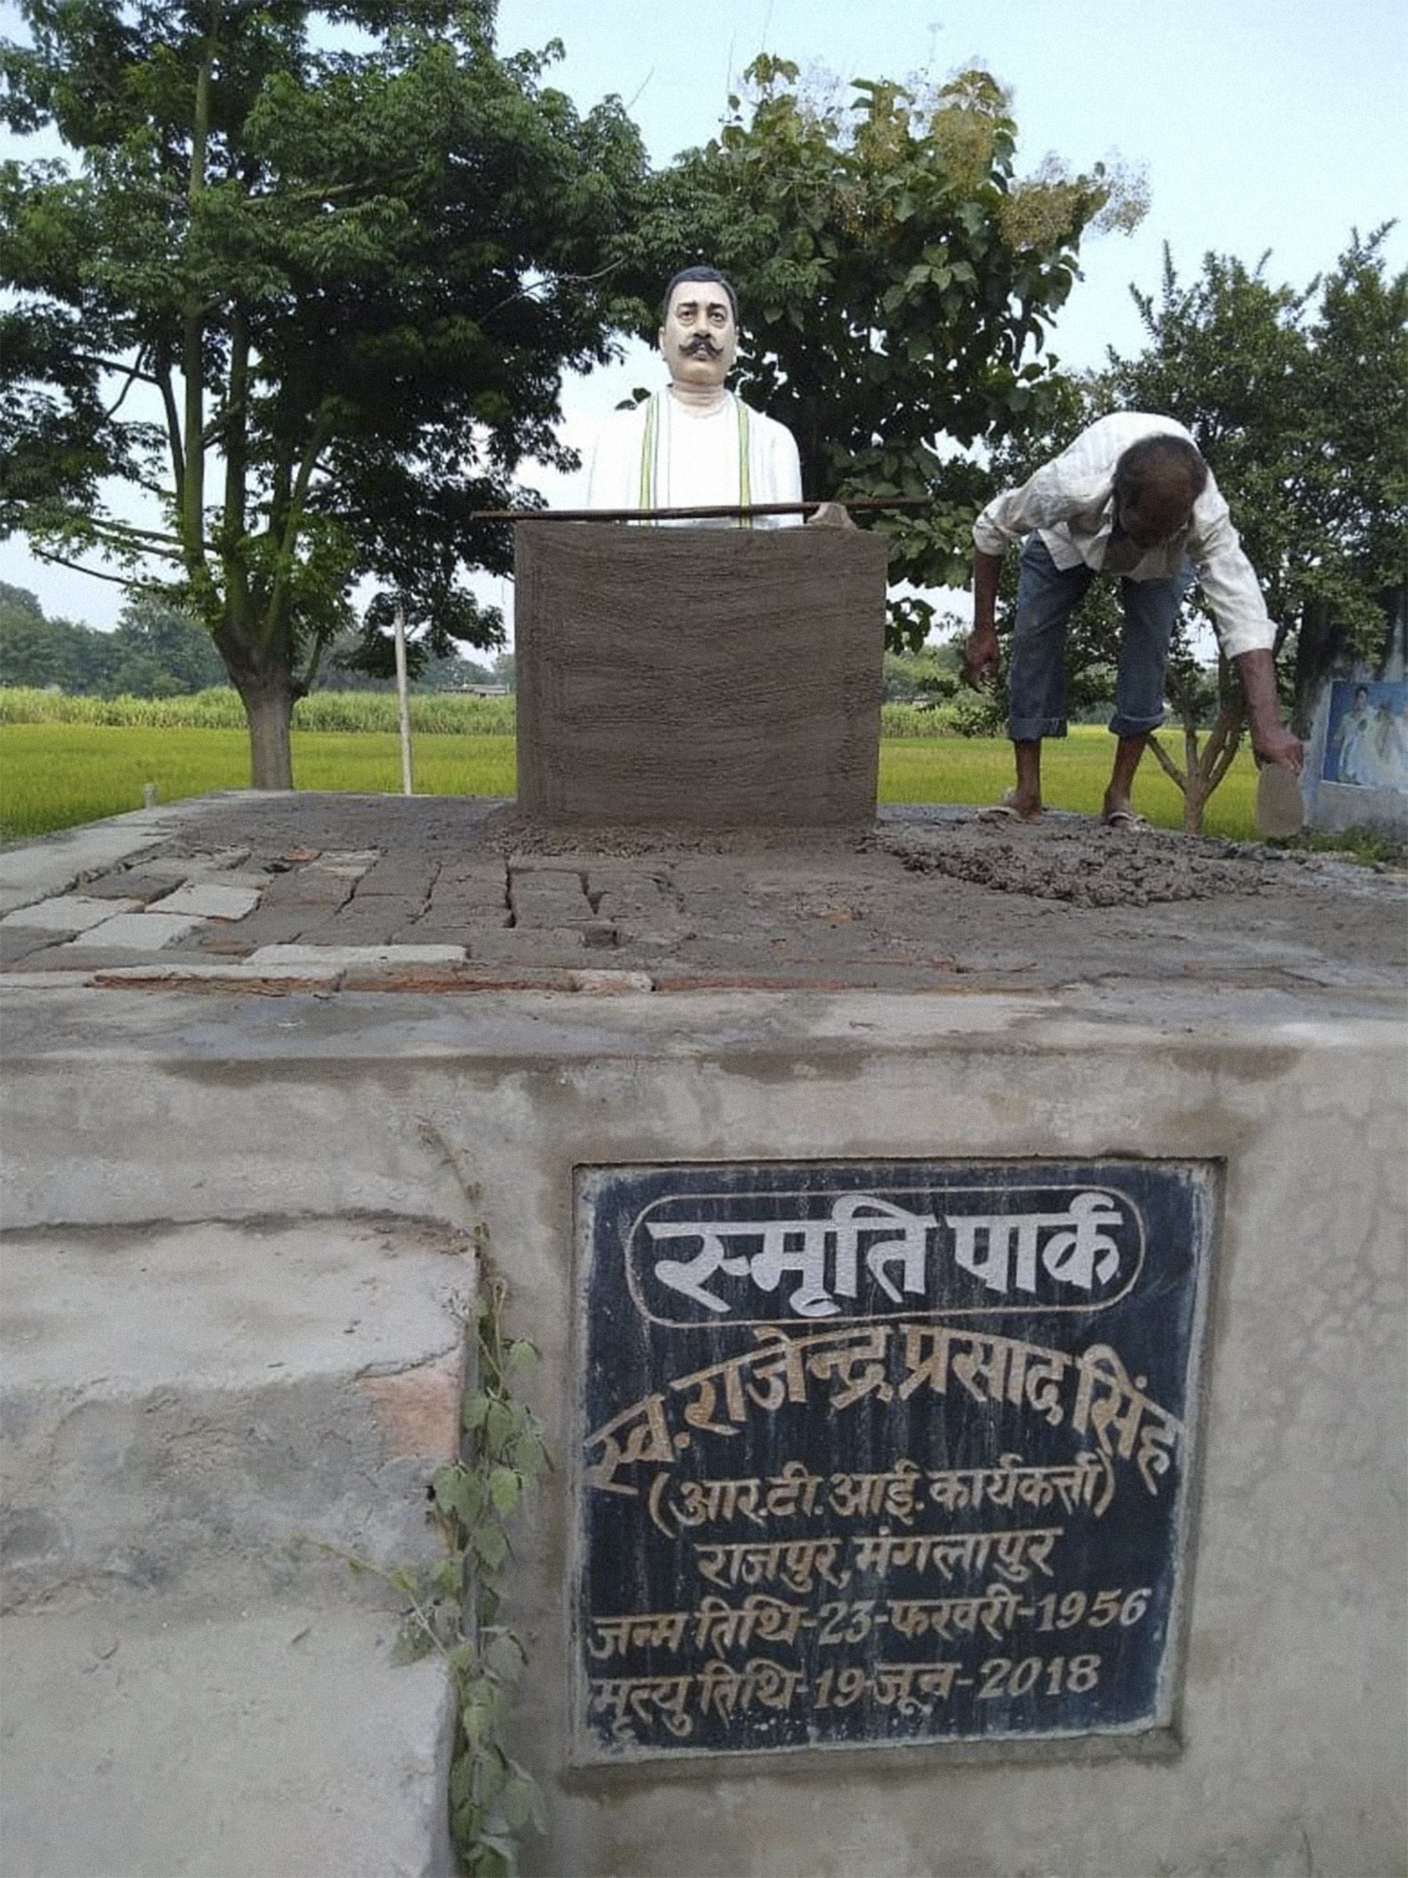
left=1, top=790, right=1404, bottom=1878
left=0, top=790, right=1403, bottom=1015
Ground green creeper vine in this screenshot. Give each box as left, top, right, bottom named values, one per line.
left=394, top=1249, right=552, bottom=1876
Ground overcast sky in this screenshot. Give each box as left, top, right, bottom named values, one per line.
left=2, top=0, right=1405, bottom=632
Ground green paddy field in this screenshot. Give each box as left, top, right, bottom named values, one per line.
left=0, top=688, right=1260, bottom=842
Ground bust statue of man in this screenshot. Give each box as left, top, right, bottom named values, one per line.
left=586, top=266, right=804, bottom=527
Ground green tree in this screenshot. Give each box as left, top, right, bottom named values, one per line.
left=109, top=593, right=228, bottom=694
left=881, top=648, right=957, bottom=704
left=321, top=630, right=495, bottom=692
left=620, top=56, right=1144, bottom=645
left=1099, top=230, right=1408, bottom=829
left=0, top=582, right=120, bottom=691
left=0, top=585, right=73, bottom=688
left=1, top=1, right=646, bottom=784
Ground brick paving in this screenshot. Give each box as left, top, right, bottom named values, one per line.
left=0, top=792, right=1402, bottom=1009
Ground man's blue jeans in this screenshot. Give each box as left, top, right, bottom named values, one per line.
left=1007, top=535, right=1193, bottom=741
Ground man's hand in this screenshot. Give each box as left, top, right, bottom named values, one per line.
left=1235, top=649, right=1304, bottom=772
left=1251, top=720, right=1304, bottom=773
left=962, top=626, right=1000, bottom=691
left=805, top=500, right=856, bottom=529
left=964, top=550, right=1005, bottom=690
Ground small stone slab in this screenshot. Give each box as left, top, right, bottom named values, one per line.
left=0, top=928, right=57, bottom=965
left=88, top=962, right=341, bottom=987
left=292, top=906, right=406, bottom=945
left=351, top=858, right=440, bottom=898
left=245, top=943, right=466, bottom=969
left=149, top=883, right=263, bottom=921
left=0, top=895, right=142, bottom=933
left=76, top=872, right=180, bottom=904
left=65, top=912, right=205, bottom=951
left=137, top=848, right=252, bottom=881
left=0, top=971, right=90, bottom=988
left=570, top=969, right=653, bottom=993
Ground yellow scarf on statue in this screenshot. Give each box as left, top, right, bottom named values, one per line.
left=636, top=391, right=754, bottom=527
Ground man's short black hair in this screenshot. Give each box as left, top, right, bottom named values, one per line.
left=1113, top=433, right=1209, bottom=506
left=660, top=266, right=739, bottom=327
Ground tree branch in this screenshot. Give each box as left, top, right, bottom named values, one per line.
left=178, top=4, right=217, bottom=582
left=73, top=351, right=166, bottom=390
left=221, top=305, right=252, bottom=627
left=481, top=259, right=625, bottom=324
left=27, top=549, right=177, bottom=593
left=262, top=406, right=336, bottom=652
left=151, top=356, right=186, bottom=506
left=1208, top=720, right=1246, bottom=791
left=1196, top=698, right=1243, bottom=782
left=1146, top=732, right=1187, bottom=789
left=90, top=518, right=188, bottom=550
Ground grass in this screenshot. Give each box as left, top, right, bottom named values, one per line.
left=0, top=723, right=516, bottom=839
left=0, top=714, right=1269, bottom=843
left=0, top=685, right=516, bottom=735
left=878, top=729, right=1260, bottom=839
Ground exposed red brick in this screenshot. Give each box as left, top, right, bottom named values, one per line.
left=358, top=1348, right=465, bottom=1460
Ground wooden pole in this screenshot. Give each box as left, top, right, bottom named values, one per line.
left=392, top=600, right=414, bottom=797
left=467, top=495, right=936, bottom=524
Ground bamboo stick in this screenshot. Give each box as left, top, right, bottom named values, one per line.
left=467, top=495, right=935, bottom=523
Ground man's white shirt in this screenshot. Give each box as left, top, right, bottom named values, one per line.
left=972, top=412, right=1276, bottom=658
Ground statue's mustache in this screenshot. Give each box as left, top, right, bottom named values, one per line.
left=681, top=335, right=723, bottom=356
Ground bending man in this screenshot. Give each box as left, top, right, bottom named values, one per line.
left=586, top=266, right=803, bottom=526
left=963, top=412, right=1302, bottom=826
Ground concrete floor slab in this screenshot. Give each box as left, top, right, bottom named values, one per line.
left=0, top=1602, right=456, bottom=1878
left=70, top=910, right=206, bottom=949
left=0, top=893, right=142, bottom=931
left=0, top=1218, right=469, bottom=1608
left=149, top=881, right=263, bottom=919
left=246, top=942, right=467, bottom=968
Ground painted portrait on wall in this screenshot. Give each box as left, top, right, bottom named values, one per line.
left=1322, top=679, right=1408, bottom=792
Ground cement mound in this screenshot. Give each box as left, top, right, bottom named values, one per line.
left=876, top=822, right=1287, bottom=907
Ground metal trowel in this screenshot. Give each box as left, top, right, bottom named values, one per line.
left=1255, top=761, right=1304, bottom=839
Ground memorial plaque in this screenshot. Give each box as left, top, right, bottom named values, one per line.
left=572, top=1159, right=1215, bottom=1762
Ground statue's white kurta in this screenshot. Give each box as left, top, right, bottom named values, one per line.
left=586, top=390, right=803, bottom=527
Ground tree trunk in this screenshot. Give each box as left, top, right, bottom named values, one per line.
left=1183, top=773, right=1207, bottom=833
left=1292, top=599, right=1336, bottom=736
left=1173, top=717, right=1205, bottom=833
left=240, top=684, right=296, bottom=789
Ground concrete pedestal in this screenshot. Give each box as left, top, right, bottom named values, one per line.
left=2, top=797, right=1404, bottom=1878
left=514, top=523, right=887, bottom=826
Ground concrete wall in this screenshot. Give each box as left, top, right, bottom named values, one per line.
left=2, top=985, right=1403, bottom=1877
left=514, top=524, right=887, bottom=825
